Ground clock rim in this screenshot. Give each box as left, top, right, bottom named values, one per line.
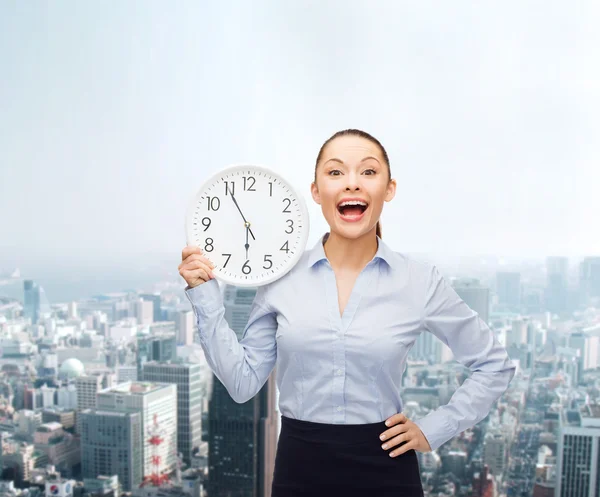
left=185, top=163, right=311, bottom=288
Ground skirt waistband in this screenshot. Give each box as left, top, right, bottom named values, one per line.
left=280, top=415, right=387, bottom=445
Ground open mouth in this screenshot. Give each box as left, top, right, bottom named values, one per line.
left=337, top=200, right=369, bottom=221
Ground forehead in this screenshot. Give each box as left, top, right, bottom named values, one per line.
left=321, top=135, right=384, bottom=163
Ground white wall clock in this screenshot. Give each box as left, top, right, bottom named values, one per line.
left=185, top=164, right=310, bottom=287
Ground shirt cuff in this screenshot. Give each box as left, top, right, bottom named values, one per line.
left=413, top=410, right=456, bottom=452
left=184, top=280, right=223, bottom=315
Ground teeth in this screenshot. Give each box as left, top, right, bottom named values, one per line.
left=338, top=200, right=368, bottom=208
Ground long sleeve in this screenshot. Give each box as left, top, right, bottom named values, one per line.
left=412, top=265, right=516, bottom=451
left=185, top=279, right=278, bottom=404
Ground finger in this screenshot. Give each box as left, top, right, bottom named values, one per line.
left=180, top=262, right=214, bottom=279
left=384, top=413, right=407, bottom=427
left=180, top=267, right=213, bottom=282
left=390, top=439, right=416, bottom=457
left=381, top=432, right=409, bottom=451
left=181, top=259, right=214, bottom=272
left=380, top=420, right=409, bottom=441
left=182, top=245, right=202, bottom=260
left=181, top=257, right=214, bottom=272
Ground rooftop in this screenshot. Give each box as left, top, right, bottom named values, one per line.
left=102, top=381, right=163, bottom=395
left=580, top=404, right=600, bottom=419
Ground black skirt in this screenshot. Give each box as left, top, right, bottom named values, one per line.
left=272, top=415, right=424, bottom=497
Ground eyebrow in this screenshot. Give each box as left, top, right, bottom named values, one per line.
left=324, top=156, right=381, bottom=165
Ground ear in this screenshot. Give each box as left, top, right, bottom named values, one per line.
left=385, top=179, right=397, bottom=203
left=311, top=182, right=321, bottom=205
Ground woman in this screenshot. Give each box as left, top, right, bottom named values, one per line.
left=179, top=129, right=516, bottom=497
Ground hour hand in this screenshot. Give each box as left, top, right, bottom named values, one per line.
left=245, top=226, right=250, bottom=259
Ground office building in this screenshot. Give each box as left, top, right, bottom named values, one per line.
left=135, top=299, right=154, bottom=326
left=75, top=374, right=104, bottom=433
left=556, top=404, right=600, bottom=497
left=136, top=332, right=177, bottom=378
left=204, top=285, right=278, bottom=497
left=545, top=256, right=569, bottom=314
left=453, top=278, right=490, bottom=324
left=80, top=409, right=143, bottom=491
left=176, top=310, right=195, bottom=346
left=496, top=272, right=521, bottom=311
left=23, top=280, right=51, bottom=324
left=142, top=361, right=203, bottom=465
left=97, top=381, right=178, bottom=478
left=140, top=293, right=163, bottom=322
left=580, top=257, right=600, bottom=304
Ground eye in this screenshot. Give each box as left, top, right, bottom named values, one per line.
left=364, top=169, right=376, bottom=175
left=327, top=170, right=341, bottom=176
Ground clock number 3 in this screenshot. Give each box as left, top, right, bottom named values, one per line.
left=285, top=220, right=294, bottom=234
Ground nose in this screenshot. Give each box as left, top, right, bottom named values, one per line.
left=344, top=171, right=361, bottom=191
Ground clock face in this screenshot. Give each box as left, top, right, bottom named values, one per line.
left=185, top=164, right=310, bottom=287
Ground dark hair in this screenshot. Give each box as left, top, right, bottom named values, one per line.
left=314, top=129, right=391, bottom=239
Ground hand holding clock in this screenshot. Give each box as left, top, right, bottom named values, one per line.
left=179, top=246, right=216, bottom=289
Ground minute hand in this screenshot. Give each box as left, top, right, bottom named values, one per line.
left=231, top=194, right=256, bottom=240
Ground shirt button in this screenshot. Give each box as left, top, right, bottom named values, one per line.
left=336, top=369, right=343, bottom=375
left=337, top=406, right=342, bottom=411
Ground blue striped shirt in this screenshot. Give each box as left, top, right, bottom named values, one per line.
left=185, top=232, right=516, bottom=450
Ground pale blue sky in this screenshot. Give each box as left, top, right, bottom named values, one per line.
left=1, top=1, right=598, bottom=267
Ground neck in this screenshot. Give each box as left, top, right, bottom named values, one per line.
left=323, top=228, right=378, bottom=272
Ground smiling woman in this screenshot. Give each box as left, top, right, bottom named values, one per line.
left=312, top=128, right=394, bottom=239
left=180, top=127, right=516, bottom=497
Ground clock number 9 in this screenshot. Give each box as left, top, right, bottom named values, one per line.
left=204, top=238, right=214, bottom=252
left=242, top=260, right=252, bottom=274
left=285, top=220, right=294, bottom=234
left=202, top=217, right=211, bottom=231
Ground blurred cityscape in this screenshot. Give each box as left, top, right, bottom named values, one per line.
left=0, top=254, right=599, bottom=497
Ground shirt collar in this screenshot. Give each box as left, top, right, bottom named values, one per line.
left=307, top=232, right=396, bottom=269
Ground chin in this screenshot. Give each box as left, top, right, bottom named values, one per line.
left=331, top=223, right=376, bottom=240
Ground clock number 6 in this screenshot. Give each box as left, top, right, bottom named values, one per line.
left=242, top=260, right=252, bottom=275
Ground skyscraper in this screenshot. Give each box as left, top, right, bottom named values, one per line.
left=205, top=285, right=278, bottom=497
left=80, top=409, right=143, bottom=491
left=96, top=381, right=178, bottom=479
left=75, top=374, right=104, bottom=433
left=176, top=310, right=195, bottom=346
left=452, top=278, right=490, bottom=325
left=580, top=257, right=600, bottom=304
left=23, top=280, right=50, bottom=324
left=135, top=299, right=154, bottom=326
left=545, top=256, right=569, bottom=314
left=495, top=272, right=521, bottom=311
left=140, top=293, right=163, bottom=322
left=556, top=404, right=600, bottom=497
left=136, top=332, right=177, bottom=378
left=142, top=361, right=203, bottom=465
